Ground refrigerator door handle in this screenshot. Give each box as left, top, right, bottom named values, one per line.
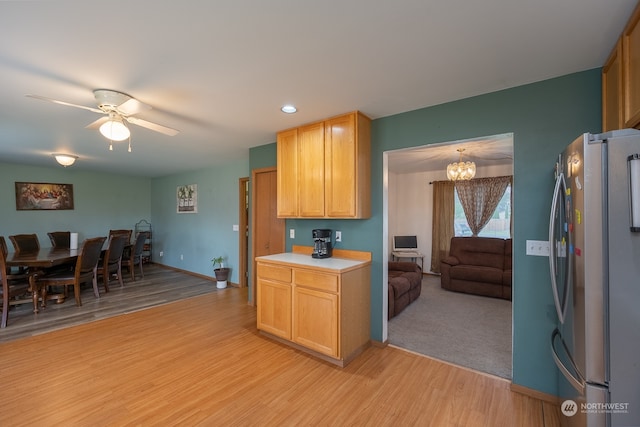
left=551, top=328, right=585, bottom=394
left=549, top=173, right=567, bottom=324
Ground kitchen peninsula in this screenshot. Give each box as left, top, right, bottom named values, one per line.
left=256, top=246, right=371, bottom=367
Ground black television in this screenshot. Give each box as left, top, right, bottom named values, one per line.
left=393, top=235, right=417, bottom=251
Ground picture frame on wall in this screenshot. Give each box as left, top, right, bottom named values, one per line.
left=177, top=184, right=197, bottom=213
left=15, top=182, right=74, bottom=210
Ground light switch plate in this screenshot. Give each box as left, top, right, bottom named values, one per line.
left=526, top=240, right=549, bottom=256
left=289, top=229, right=295, bottom=239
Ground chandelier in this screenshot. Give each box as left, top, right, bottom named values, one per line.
left=447, top=148, right=476, bottom=181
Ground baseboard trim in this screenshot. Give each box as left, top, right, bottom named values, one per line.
left=152, top=262, right=239, bottom=287
left=371, top=339, right=388, bottom=348
left=510, top=383, right=559, bottom=404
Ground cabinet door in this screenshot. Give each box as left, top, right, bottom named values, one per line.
left=298, top=121, right=325, bottom=217
left=325, top=113, right=357, bottom=217
left=623, top=6, right=640, bottom=128
left=276, top=129, right=298, bottom=217
left=293, top=286, right=339, bottom=357
left=257, top=278, right=292, bottom=340
left=603, top=38, right=623, bottom=132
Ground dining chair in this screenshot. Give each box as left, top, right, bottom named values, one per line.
left=47, top=231, right=71, bottom=249
left=0, top=237, right=31, bottom=328
left=0, top=236, right=11, bottom=276
left=108, top=229, right=132, bottom=245
left=9, top=234, right=40, bottom=252
left=97, top=235, right=127, bottom=292
left=121, top=232, right=149, bottom=281
left=38, top=236, right=107, bottom=307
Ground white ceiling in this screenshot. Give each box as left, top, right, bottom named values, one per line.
left=0, top=0, right=636, bottom=177
left=387, top=133, right=513, bottom=174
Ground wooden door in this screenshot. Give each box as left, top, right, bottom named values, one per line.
left=251, top=167, right=285, bottom=305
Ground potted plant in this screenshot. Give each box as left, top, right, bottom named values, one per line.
left=211, top=256, right=230, bottom=289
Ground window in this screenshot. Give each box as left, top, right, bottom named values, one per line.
left=454, top=184, right=511, bottom=238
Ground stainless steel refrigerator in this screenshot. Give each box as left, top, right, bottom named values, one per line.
left=549, top=129, right=640, bottom=427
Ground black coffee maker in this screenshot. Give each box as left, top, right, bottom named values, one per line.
left=312, top=229, right=333, bottom=258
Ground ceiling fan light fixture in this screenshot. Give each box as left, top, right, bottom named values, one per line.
left=99, top=115, right=130, bottom=141
left=53, top=153, right=78, bottom=167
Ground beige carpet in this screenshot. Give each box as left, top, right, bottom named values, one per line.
left=388, top=275, right=512, bottom=379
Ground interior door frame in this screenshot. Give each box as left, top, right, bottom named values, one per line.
left=238, top=177, right=249, bottom=288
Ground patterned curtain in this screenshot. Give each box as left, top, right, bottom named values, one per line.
left=430, top=180, right=455, bottom=273
left=455, top=176, right=512, bottom=237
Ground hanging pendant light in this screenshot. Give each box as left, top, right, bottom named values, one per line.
left=447, top=148, right=476, bottom=181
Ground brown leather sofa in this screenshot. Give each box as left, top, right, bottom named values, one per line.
left=388, top=261, right=422, bottom=319
left=440, top=237, right=512, bottom=300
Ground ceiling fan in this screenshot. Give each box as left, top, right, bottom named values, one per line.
left=26, top=89, right=179, bottom=142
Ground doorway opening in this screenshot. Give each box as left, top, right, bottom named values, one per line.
left=383, top=133, right=514, bottom=378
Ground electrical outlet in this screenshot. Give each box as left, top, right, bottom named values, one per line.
left=335, top=231, right=342, bottom=242
left=289, top=229, right=295, bottom=239
left=526, top=240, right=549, bottom=256
left=180, top=254, right=184, bottom=260
left=159, top=251, right=164, bottom=257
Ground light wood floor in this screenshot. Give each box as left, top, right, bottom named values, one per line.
left=0, top=270, right=561, bottom=426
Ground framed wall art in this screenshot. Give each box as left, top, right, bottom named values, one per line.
left=15, top=182, right=74, bottom=210
left=177, top=184, right=197, bottom=213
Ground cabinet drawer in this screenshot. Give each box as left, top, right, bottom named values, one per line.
left=257, top=263, right=292, bottom=283
left=294, top=270, right=338, bottom=293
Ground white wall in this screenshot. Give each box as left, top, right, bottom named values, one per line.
left=389, top=164, right=513, bottom=273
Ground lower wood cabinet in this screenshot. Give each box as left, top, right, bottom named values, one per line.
left=256, top=251, right=371, bottom=367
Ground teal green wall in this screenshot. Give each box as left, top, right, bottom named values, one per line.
left=0, top=163, right=151, bottom=242
left=249, top=68, right=602, bottom=396
left=1, top=68, right=602, bottom=398
left=150, top=158, right=249, bottom=281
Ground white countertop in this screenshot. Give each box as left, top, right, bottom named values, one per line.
left=255, top=252, right=370, bottom=273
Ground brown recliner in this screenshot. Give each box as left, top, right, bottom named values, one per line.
left=388, top=261, right=422, bottom=319
left=440, top=237, right=512, bottom=300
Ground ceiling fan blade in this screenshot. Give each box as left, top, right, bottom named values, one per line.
left=125, top=116, right=179, bottom=136
left=26, top=94, right=103, bottom=114
left=85, top=116, right=110, bottom=130
left=117, top=98, right=151, bottom=116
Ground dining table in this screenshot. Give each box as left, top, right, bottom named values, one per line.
left=5, top=247, right=79, bottom=313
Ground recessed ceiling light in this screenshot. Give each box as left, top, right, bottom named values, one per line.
left=281, top=105, right=297, bottom=114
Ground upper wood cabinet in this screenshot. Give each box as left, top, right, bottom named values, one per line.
left=602, top=39, right=623, bottom=132
left=276, top=111, right=371, bottom=219
left=276, top=129, right=298, bottom=217
left=623, top=4, right=640, bottom=128
left=603, top=2, right=640, bottom=131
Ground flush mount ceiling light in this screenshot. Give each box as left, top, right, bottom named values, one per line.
left=99, top=113, right=130, bottom=141
left=447, top=148, right=476, bottom=181
left=281, top=104, right=297, bottom=114
left=53, top=153, right=78, bottom=167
